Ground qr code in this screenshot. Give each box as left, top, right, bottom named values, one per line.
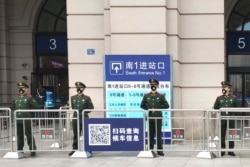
left=89, top=124, right=110, bottom=145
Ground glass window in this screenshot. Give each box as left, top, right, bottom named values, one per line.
left=227, top=0, right=250, bottom=107
left=36, top=0, right=66, bottom=32
left=33, top=0, right=68, bottom=107
left=35, top=0, right=67, bottom=68
left=228, top=55, right=250, bottom=67
left=227, top=0, right=250, bottom=31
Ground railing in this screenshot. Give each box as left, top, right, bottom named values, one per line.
left=0, top=108, right=12, bottom=151
left=1, top=107, right=250, bottom=159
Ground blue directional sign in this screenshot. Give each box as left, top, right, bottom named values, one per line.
left=105, top=55, right=171, bottom=81
left=87, top=49, right=95, bottom=55
left=104, top=54, right=172, bottom=131
left=110, top=61, right=123, bottom=75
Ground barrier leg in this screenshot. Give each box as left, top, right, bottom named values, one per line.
left=197, top=151, right=216, bottom=159
left=3, top=152, right=25, bottom=159
left=70, top=151, right=92, bottom=158
left=137, top=151, right=156, bottom=158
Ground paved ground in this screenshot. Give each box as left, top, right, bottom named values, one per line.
left=1, top=150, right=250, bottom=167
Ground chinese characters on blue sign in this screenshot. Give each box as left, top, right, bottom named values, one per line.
left=104, top=55, right=172, bottom=131
left=106, top=55, right=171, bottom=81
left=84, top=118, right=144, bottom=151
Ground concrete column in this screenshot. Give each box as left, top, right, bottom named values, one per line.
left=0, top=0, right=11, bottom=104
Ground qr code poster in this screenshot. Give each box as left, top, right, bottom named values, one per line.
left=89, top=124, right=111, bottom=145
left=84, top=118, right=144, bottom=151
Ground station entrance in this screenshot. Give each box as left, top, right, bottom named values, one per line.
left=31, top=0, right=68, bottom=109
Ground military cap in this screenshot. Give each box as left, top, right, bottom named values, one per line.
left=149, top=78, right=159, bottom=85
left=17, top=82, right=29, bottom=88
left=221, top=81, right=231, bottom=87
left=75, top=81, right=86, bottom=88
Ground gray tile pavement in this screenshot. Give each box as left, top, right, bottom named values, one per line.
left=1, top=150, right=250, bottom=167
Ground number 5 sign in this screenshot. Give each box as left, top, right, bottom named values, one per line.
left=227, top=32, right=250, bottom=53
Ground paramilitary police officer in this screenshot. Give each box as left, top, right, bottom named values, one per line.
left=140, top=78, right=169, bottom=156
left=213, top=81, right=237, bottom=157
left=12, top=82, right=38, bottom=156
left=68, top=81, right=94, bottom=156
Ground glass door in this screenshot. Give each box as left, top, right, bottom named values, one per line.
left=229, top=74, right=250, bottom=127
left=229, top=74, right=250, bottom=108
left=229, top=74, right=243, bottom=107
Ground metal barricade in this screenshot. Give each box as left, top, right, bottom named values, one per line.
left=81, top=109, right=210, bottom=158
left=218, top=108, right=250, bottom=157
left=205, top=108, right=250, bottom=158
left=7, top=108, right=250, bottom=159
left=206, top=109, right=220, bottom=157
left=0, top=108, right=12, bottom=151
left=4, top=109, right=77, bottom=159
left=145, top=109, right=209, bottom=157
left=59, top=106, right=72, bottom=140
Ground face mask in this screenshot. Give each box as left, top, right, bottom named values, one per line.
left=19, top=88, right=25, bottom=94
left=77, top=88, right=82, bottom=94
left=222, top=88, right=226, bottom=95
left=151, top=85, right=157, bottom=91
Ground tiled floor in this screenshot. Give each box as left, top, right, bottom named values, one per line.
left=1, top=150, right=250, bottom=167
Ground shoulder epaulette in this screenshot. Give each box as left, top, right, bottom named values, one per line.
left=217, top=95, right=223, bottom=98
left=230, top=94, right=236, bottom=98
left=83, top=94, right=90, bottom=98
left=157, top=92, right=164, bottom=96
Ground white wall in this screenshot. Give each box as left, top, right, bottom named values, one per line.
left=0, top=0, right=227, bottom=110
left=178, top=0, right=225, bottom=109
left=66, top=0, right=225, bottom=109
left=67, top=0, right=105, bottom=109
left=0, top=0, right=42, bottom=103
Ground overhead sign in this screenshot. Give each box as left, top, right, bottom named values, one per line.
left=227, top=32, right=250, bottom=53
left=104, top=54, right=172, bottom=131
left=105, top=55, right=171, bottom=81
left=35, top=33, right=68, bottom=55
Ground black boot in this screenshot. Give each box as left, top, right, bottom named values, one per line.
left=68, top=151, right=75, bottom=156
left=157, top=151, right=165, bottom=156
left=228, top=152, right=236, bottom=156
left=30, top=152, right=36, bottom=156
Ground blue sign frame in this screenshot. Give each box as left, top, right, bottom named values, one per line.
left=104, top=54, right=172, bottom=131
left=84, top=118, right=144, bottom=151
left=105, top=54, right=171, bottom=81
